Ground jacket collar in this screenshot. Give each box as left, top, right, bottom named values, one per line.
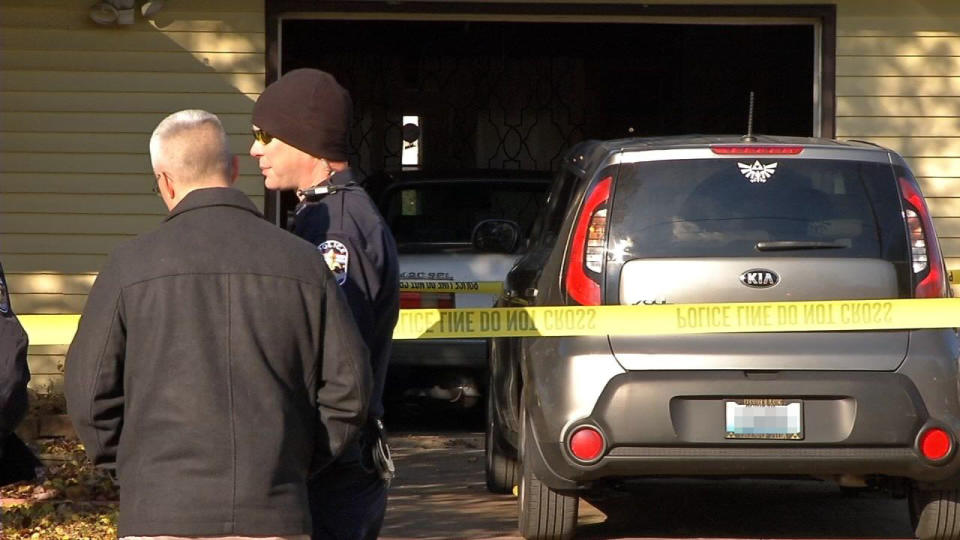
left=165, top=187, right=263, bottom=222
left=328, top=167, right=358, bottom=187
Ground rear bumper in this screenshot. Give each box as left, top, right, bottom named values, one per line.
left=525, top=369, right=960, bottom=490
left=390, top=339, right=487, bottom=368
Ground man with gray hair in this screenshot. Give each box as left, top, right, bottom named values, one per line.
left=66, top=109, right=372, bottom=540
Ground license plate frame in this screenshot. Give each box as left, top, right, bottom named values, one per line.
left=725, top=398, right=803, bottom=440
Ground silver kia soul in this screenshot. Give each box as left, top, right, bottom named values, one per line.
left=485, top=135, right=958, bottom=540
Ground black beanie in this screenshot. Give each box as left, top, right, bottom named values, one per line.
left=252, top=68, right=352, bottom=161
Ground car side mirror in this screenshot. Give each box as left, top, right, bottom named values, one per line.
left=472, top=219, right=521, bottom=253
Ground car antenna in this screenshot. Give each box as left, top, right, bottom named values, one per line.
left=742, top=91, right=757, bottom=142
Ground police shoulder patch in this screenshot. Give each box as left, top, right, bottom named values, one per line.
left=318, top=239, right=349, bottom=286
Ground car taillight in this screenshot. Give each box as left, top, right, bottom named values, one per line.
left=565, top=177, right=612, bottom=306
left=400, top=292, right=455, bottom=309
left=711, top=146, right=804, bottom=155
left=568, top=425, right=605, bottom=463
left=899, top=177, right=947, bottom=298
left=919, top=427, right=953, bottom=462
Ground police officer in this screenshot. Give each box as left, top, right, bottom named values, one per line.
left=250, top=69, right=400, bottom=540
left=0, top=260, right=40, bottom=488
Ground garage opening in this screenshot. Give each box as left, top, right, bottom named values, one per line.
left=267, top=6, right=832, bottom=224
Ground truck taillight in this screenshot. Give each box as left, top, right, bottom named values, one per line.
left=565, top=177, right=611, bottom=306
left=400, top=292, right=455, bottom=309
left=899, top=176, right=947, bottom=298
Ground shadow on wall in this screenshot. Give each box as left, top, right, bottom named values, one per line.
left=0, top=1, right=265, bottom=313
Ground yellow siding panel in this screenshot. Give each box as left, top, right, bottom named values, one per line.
left=1, top=173, right=266, bottom=195
left=2, top=112, right=257, bottom=134
left=0, top=214, right=164, bottom=235
left=928, top=198, right=960, bottom=217
left=837, top=117, right=960, bottom=137
left=844, top=137, right=960, bottom=157
left=1, top=254, right=109, bottom=275
left=0, top=153, right=262, bottom=175
left=0, top=133, right=257, bottom=155
left=837, top=17, right=960, bottom=37
left=2, top=50, right=264, bottom=75
left=903, top=158, right=960, bottom=178
left=1, top=234, right=134, bottom=255
left=0, top=194, right=265, bottom=215
left=1, top=71, right=264, bottom=94
left=838, top=36, right=960, bottom=56
left=918, top=178, right=960, bottom=198
left=0, top=194, right=165, bottom=215
left=0, top=92, right=257, bottom=114
left=838, top=96, right=960, bottom=117
left=0, top=28, right=265, bottom=53
left=837, top=76, right=960, bottom=97
left=27, top=355, right=64, bottom=376
left=934, top=218, right=960, bottom=236
left=11, top=294, right=87, bottom=315
left=838, top=56, right=960, bottom=77
left=0, top=7, right=264, bottom=33
left=6, top=274, right=96, bottom=295
left=13, top=0, right=260, bottom=11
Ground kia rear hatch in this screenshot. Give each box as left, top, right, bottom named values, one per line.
left=602, top=151, right=912, bottom=371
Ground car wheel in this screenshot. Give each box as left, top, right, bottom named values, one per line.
left=518, top=407, right=578, bottom=540
left=485, top=386, right=519, bottom=494
left=909, top=485, right=960, bottom=540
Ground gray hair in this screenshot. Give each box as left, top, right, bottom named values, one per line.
left=149, top=109, right=232, bottom=182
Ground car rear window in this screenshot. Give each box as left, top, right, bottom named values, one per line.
left=382, top=181, right=548, bottom=245
left=607, top=159, right=903, bottom=259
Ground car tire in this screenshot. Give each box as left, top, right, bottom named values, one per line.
left=485, top=387, right=519, bottom=494
left=518, top=407, right=578, bottom=540
left=909, top=486, right=960, bottom=540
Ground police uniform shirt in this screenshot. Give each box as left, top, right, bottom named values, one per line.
left=291, top=168, right=400, bottom=419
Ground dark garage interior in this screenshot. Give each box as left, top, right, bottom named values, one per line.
left=280, top=19, right=815, bottom=176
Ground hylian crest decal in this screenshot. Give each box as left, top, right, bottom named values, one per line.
left=318, top=240, right=349, bottom=286
left=738, top=160, right=778, bottom=183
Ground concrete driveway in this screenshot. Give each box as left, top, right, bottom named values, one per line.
left=381, top=432, right=915, bottom=540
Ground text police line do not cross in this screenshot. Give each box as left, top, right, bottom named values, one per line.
left=15, top=297, right=960, bottom=346
left=390, top=298, right=960, bottom=340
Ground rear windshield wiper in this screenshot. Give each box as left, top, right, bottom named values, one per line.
left=755, top=240, right=847, bottom=251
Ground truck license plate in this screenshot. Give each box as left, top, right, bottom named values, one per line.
left=725, top=399, right=803, bottom=440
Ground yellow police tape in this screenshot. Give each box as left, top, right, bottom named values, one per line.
left=393, top=298, right=960, bottom=339
left=17, top=298, right=960, bottom=345
left=399, top=280, right=503, bottom=294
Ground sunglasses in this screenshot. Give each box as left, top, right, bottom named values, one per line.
left=252, top=128, right=274, bottom=145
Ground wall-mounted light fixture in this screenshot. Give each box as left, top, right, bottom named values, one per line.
left=89, top=0, right=165, bottom=26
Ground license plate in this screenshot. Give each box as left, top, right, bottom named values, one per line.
left=725, top=399, right=803, bottom=440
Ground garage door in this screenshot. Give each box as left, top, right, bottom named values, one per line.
left=265, top=3, right=835, bottom=225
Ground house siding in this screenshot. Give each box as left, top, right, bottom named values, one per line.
left=0, top=0, right=265, bottom=391
left=1, top=0, right=957, bottom=390
left=835, top=0, right=960, bottom=278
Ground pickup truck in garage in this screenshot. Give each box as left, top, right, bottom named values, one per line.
left=375, top=171, right=551, bottom=409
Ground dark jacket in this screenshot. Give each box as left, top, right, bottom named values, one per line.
left=65, top=188, right=372, bottom=537
left=0, top=262, right=29, bottom=437
left=0, top=261, right=39, bottom=489
left=291, top=168, right=399, bottom=419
